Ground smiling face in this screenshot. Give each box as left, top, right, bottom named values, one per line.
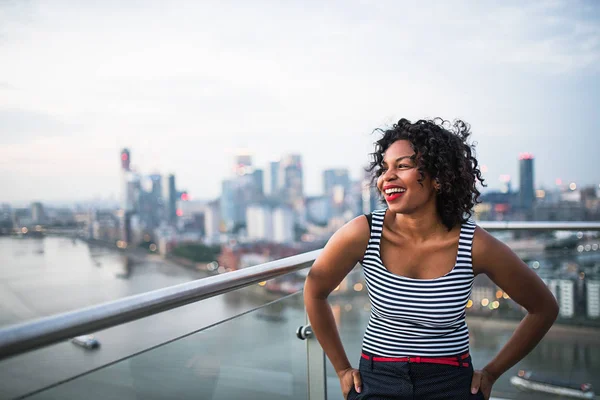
left=376, top=140, right=438, bottom=214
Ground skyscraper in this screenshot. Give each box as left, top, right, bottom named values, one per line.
left=252, top=169, right=264, bottom=197
left=323, top=169, right=351, bottom=218
left=519, top=153, right=535, bottom=211
left=279, top=154, right=304, bottom=205
left=120, top=148, right=131, bottom=171
left=120, top=148, right=133, bottom=244
left=163, top=174, right=178, bottom=226
left=362, top=168, right=380, bottom=214
left=267, top=161, right=280, bottom=196
left=234, top=151, right=252, bottom=176
left=31, top=202, right=45, bottom=224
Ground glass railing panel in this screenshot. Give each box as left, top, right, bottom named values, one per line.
left=326, top=236, right=600, bottom=399
left=0, top=272, right=308, bottom=399
left=24, top=291, right=308, bottom=400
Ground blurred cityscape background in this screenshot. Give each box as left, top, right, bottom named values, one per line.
left=1, top=1, right=599, bottom=399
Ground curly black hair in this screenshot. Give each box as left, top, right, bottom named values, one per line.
left=368, top=118, right=486, bottom=231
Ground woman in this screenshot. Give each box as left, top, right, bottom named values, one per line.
left=304, top=118, right=558, bottom=399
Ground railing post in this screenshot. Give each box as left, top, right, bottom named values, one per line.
left=298, top=313, right=327, bottom=400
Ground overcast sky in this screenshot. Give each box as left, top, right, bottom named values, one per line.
left=1, top=0, right=599, bottom=205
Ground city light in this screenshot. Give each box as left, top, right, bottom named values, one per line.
left=535, top=190, right=545, bottom=199
left=502, top=293, right=510, bottom=299
left=496, top=290, right=503, bottom=299
left=518, top=152, right=534, bottom=160
left=466, top=300, right=473, bottom=308
left=555, top=178, right=562, bottom=186
left=258, top=281, right=266, bottom=286
left=344, top=304, right=353, bottom=312
left=176, top=209, right=183, bottom=217
left=569, top=182, right=577, bottom=190
left=481, top=298, right=489, bottom=307
left=180, top=192, right=190, bottom=201
left=21, top=227, right=28, bottom=234
left=149, top=244, right=157, bottom=252
left=492, top=301, right=500, bottom=309
left=353, top=283, right=364, bottom=291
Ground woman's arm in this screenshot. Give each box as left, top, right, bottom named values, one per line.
left=304, top=215, right=370, bottom=394
left=471, top=227, right=559, bottom=394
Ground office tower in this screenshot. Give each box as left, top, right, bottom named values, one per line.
left=323, top=169, right=350, bottom=218
left=279, top=154, right=304, bottom=204
left=120, top=148, right=134, bottom=244
left=306, top=196, right=329, bottom=225
left=267, top=161, right=280, bottom=196
left=252, top=169, right=264, bottom=197
left=234, top=151, right=252, bottom=176
left=121, top=148, right=131, bottom=171
left=519, top=153, right=535, bottom=211
left=31, top=202, right=45, bottom=224
left=204, top=201, right=222, bottom=244
left=246, top=205, right=274, bottom=241
left=221, top=173, right=262, bottom=232
left=273, top=207, right=295, bottom=243
left=362, top=169, right=380, bottom=214
left=162, top=174, right=177, bottom=225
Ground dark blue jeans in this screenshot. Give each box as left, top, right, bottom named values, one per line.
left=347, top=352, right=485, bottom=400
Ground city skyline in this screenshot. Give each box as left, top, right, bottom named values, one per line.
left=2, top=145, right=599, bottom=208
left=1, top=1, right=599, bottom=203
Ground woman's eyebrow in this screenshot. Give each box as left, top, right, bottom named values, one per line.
left=382, top=155, right=415, bottom=164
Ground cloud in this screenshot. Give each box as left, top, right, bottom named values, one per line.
left=0, top=108, right=78, bottom=144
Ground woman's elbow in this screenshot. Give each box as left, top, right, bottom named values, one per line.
left=304, top=270, right=330, bottom=302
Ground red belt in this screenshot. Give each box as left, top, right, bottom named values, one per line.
left=361, top=352, right=470, bottom=368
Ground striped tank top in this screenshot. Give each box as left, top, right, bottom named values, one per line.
left=360, top=209, right=477, bottom=358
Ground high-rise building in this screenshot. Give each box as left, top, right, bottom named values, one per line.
left=162, top=174, right=177, bottom=225
left=252, top=169, right=264, bottom=197
left=204, top=200, right=222, bottom=244
left=267, top=161, right=280, bottom=196
left=31, top=202, right=45, bottom=224
left=323, top=169, right=350, bottom=218
left=234, top=151, right=253, bottom=176
left=306, top=196, right=329, bottom=225
left=120, top=148, right=133, bottom=244
left=323, top=169, right=350, bottom=195
left=120, top=148, right=131, bottom=171
left=279, top=154, right=304, bottom=205
left=273, top=207, right=295, bottom=243
left=362, top=169, right=381, bottom=214
left=220, top=179, right=236, bottom=231
left=519, top=153, right=535, bottom=211
left=246, top=205, right=273, bottom=241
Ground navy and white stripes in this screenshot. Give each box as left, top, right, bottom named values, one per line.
left=360, top=209, right=477, bottom=358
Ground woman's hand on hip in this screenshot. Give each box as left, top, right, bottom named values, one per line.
left=338, top=367, right=362, bottom=399
left=471, top=369, right=496, bottom=400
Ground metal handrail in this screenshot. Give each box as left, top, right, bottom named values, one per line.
left=478, top=221, right=600, bottom=231
left=0, top=249, right=322, bottom=360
